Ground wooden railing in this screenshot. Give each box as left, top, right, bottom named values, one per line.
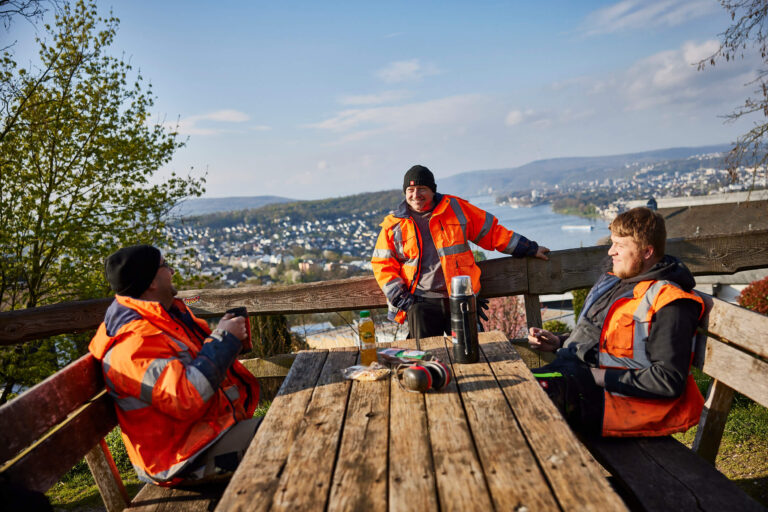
left=2, top=229, right=768, bottom=346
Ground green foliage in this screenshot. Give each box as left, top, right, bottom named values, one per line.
left=0, top=0, right=204, bottom=401
left=543, top=319, right=571, bottom=334
left=571, top=287, right=589, bottom=320
left=245, top=314, right=308, bottom=358
left=738, top=275, right=768, bottom=315
left=473, top=250, right=487, bottom=262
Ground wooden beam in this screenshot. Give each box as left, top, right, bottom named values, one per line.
left=692, top=379, right=735, bottom=465
left=2, top=230, right=767, bottom=345
left=84, top=439, right=129, bottom=512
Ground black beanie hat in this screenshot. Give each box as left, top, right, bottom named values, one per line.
left=403, top=165, right=436, bottom=194
left=105, top=245, right=162, bottom=298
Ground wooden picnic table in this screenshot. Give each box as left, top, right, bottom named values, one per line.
left=215, top=331, right=628, bottom=511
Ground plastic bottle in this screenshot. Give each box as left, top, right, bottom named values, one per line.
left=358, top=310, right=378, bottom=366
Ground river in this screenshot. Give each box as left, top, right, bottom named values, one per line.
left=466, top=195, right=611, bottom=258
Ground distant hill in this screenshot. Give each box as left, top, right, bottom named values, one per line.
left=186, top=190, right=403, bottom=229
left=439, top=144, right=731, bottom=196
left=177, top=143, right=734, bottom=226
left=171, top=196, right=294, bottom=217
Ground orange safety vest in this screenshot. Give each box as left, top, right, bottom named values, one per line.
left=89, top=295, right=259, bottom=485
left=600, top=279, right=705, bottom=437
left=372, top=194, right=523, bottom=323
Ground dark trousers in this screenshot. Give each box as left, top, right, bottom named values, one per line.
left=531, top=351, right=604, bottom=436
left=407, top=297, right=451, bottom=339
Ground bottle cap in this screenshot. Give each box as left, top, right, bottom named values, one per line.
left=360, top=310, right=371, bottom=318
left=450, top=275, right=474, bottom=296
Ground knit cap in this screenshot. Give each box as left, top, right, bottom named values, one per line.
left=105, top=245, right=161, bottom=298
left=403, top=165, right=436, bottom=193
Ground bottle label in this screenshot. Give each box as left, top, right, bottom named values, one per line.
left=361, top=331, right=374, bottom=342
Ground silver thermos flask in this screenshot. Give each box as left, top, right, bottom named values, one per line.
left=450, top=275, right=479, bottom=364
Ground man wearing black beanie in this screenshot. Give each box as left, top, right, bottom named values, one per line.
left=372, top=165, right=550, bottom=338
left=89, top=245, right=261, bottom=486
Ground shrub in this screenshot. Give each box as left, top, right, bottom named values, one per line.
left=543, top=319, right=571, bottom=334
left=738, top=276, right=768, bottom=315
left=482, top=295, right=527, bottom=339
left=571, top=288, right=589, bottom=320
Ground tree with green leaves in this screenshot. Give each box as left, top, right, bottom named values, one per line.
left=0, top=0, right=204, bottom=402
left=701, top=1, right=768, bottom=182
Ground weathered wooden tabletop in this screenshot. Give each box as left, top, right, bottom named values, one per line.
left=215, top=331, right=628, bottom=511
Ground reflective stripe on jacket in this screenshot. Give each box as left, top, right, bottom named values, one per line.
left=599, top=279, right=705, bottom=437
left=88, top=295, right=259, bottom=485
left=372, top=193, right=523, bottom=323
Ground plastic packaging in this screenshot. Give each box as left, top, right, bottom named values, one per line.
left=342, top=363, right=390, bottom=381
left=377, top=348, right=433, bottom=365
left=358, top=310, right=378, bottom=366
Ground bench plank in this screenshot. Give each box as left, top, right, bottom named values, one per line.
left=702, top=337, right=768, bottom=408
left=705, top=297, right=768, bottom=360
left=419, top=336, right=495, bottom=511
left=479, top=333, right=628, bottom=512
left=214, top=350, right=328, bottom=512
left=0, top=354, right=104, bottom=463
left=587, top=436, right=765, bottom=512
left=84, top=439, right=129, bottom=512
left=442, top=334, right=561, bottom=511
left=270, top=348, right=357, bottom=511
left=128, top=480, right=228, bottom=511
left=389, top=339, right=439, bottom=512
left=326, top=355, right=390, bottom=511
left=3, top=392, right=116, bottom=493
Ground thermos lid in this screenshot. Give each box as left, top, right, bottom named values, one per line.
left=450, top=275, right=474, bottom=296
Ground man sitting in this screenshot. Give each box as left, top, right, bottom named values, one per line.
left=528, top=208, right=705, bottom=437
left=89, top=245, right=260, bottom=485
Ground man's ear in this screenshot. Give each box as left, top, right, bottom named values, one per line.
left=643, top=245, right=655, bottom=261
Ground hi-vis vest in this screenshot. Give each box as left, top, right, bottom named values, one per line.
left=89, top=296, right=259, bottom=485
left=598, top=278, right=705, bottom=437
left=372, top=194, right=523, bottom=323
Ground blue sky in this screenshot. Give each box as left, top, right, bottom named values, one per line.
left=6, top=0, right=761, bottom=199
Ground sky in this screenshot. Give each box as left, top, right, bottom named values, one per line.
left=5, top=0, right=763, bottom=199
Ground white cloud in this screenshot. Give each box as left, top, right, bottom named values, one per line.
left=168, top=109, right=260, bottom=136
left=338, top=90, right=411, bottom=106
left=317, top=160, right=328, bottom=170
left=580, top=0, right=717, bottom=36
left=306, top=94, right=491, bottom=143
left=505, top=109, right=536, bottom=126
left=621, top=39, right=753, bottom=110
left=376, top=59, right=440, bottom=83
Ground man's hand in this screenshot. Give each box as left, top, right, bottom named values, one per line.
left=527, top=327, right=560, bottom=352
left=217, top=313, right=248, bottom=342
left=534, top=246, right=550, bottom=261
left=393, top=292, right=415, bottom=312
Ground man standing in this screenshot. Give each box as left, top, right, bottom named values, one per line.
left=89, top=245, right=260, bottom=486
left=372, top=165, right=549, bottom=338
left=528, top=207, right=705, bottom=437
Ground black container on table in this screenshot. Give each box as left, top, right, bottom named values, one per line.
left=449, top=275, right=479, bottom=364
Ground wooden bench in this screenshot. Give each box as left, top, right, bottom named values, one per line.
left=0, top=352, right=294, bottom=511
left=524, top=293, right=768, bottom=511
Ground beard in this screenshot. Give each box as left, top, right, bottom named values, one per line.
left=613, top=256, right=644, bottom=279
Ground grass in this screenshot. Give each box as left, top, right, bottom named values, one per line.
left=46, top=403, right=272, bottom=510
left=672, top=368, right=768, bottom=506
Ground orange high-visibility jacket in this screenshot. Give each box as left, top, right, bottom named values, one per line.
left=372, top=193, right=535, bottom=323
left=599, top=279, right=705, bottom=437
left=89, top=295, right=259, bottom=485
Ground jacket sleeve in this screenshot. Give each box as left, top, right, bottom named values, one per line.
left=107, top=330, right=240, bottom=421
left=459, top=199, right=539, bottom=257
left=604, top=299, right=701, bottom=398
left=371, top=223, right=410, bottom=306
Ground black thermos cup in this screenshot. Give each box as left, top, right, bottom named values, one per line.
left=450, top=275, right=479, bottom=364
